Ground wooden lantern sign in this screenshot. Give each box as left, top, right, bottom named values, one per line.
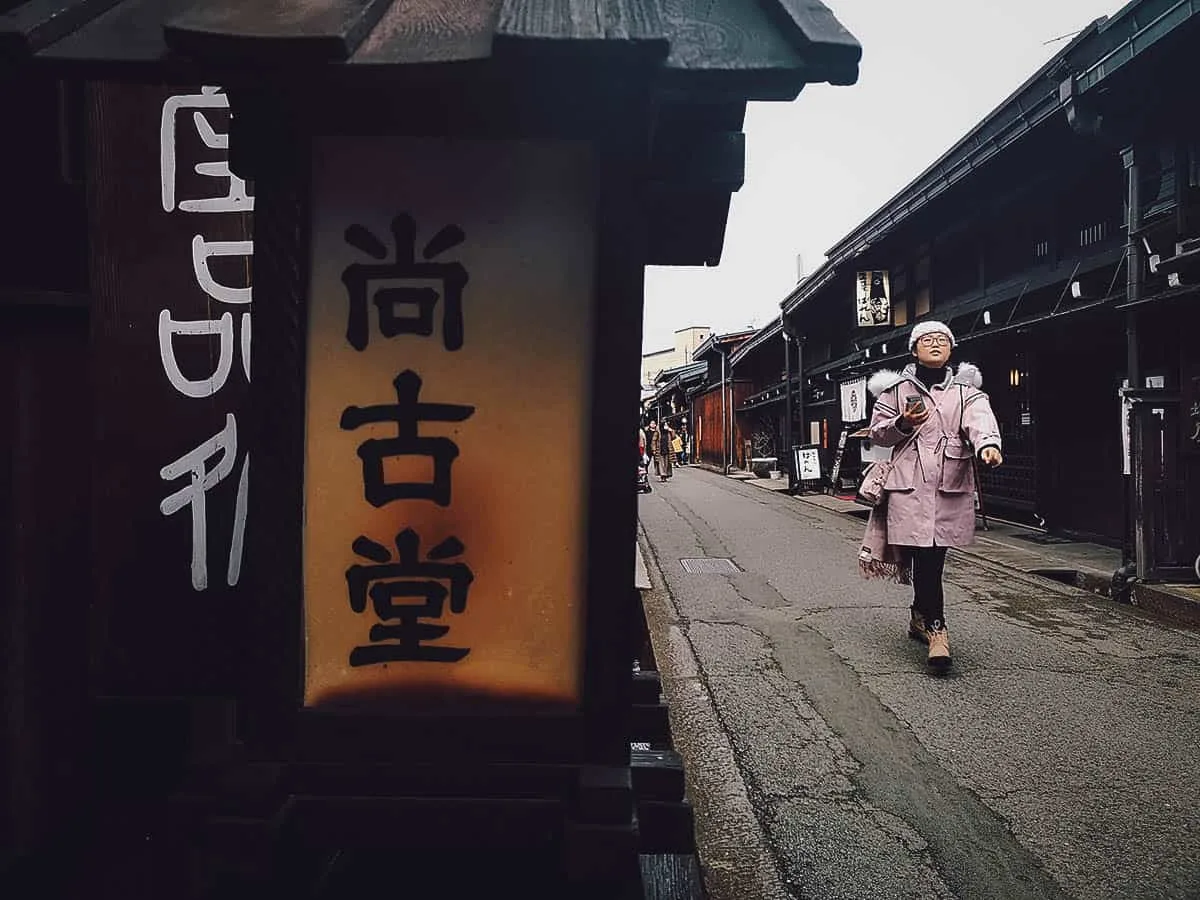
left=0, top=0, right=858, bottom=893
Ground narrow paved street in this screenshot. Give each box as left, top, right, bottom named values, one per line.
left=637, top=466, right=1200, bottom=900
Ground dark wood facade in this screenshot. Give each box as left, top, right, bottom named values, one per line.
left=678, top=331, right=754, bottom=470
left=691, top=380, right=753, bottom=470
left=0, top=69, right=91, bottom=865
left=730, top=320, right=788, bottom=466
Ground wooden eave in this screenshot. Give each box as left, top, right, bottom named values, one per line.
left=2, top=0, right=859, bottom=86
left=1073, top=0, right=1200, bottom=96
left=692, top=329, right=755, bottom=363
left=728, top=317, right=782, bottom=367
left=817, top=19, right=1107, bottom=272
left=0, top=0, right=859, bottom=267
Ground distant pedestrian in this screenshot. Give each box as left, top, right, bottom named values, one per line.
left=646, top=420, right=660, bottom=476
left=858, top=321, right=1003, bottom=671
left=654, top=420, right=676, bottom=482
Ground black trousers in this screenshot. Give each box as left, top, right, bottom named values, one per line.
left=911, top=546, right=948, bottom=626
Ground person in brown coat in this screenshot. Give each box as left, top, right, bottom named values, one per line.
left=653, top=420, right=676, bottom=482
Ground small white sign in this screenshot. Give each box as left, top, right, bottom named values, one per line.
left=795, top=446, right=822, bottom=481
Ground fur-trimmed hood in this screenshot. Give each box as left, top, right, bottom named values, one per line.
left=867, top=362, right=982, bottom=397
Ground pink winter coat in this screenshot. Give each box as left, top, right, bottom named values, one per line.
left=866, top=362, right=1002, bottom=548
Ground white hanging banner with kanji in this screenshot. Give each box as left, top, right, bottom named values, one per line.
left=840, top=376, right=868, bottom=424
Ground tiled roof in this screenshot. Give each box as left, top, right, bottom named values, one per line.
left=692, top=328, right=756, bottom=360
left=729, top=315, right=782, bottom=367
left=1, top=0, right=859, bottom=267
left=1, top=0, right=860, bottom=89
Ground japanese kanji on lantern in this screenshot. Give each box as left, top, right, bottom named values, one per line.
left=303, top=137, right=596, bottom=709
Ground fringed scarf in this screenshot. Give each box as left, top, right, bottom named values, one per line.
left=858, top=502, right=912, bottom=584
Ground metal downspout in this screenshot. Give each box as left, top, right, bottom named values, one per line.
left=1118, top=145, right=1143, bottom=596
left=783, top=330, right=794, bottom=491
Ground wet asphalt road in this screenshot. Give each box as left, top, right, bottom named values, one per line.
left=636, top=466, right=1200, bottom=900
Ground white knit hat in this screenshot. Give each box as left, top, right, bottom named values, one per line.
left=908, top=320, right=956, bottom=351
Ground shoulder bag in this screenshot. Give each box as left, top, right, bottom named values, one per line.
left=856, top=418, right=924, bottom=507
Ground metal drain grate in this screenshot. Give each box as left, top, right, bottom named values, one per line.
left=1013, top=532, right=1076, bottom=545
left=680, top=557, right=740, bottom=575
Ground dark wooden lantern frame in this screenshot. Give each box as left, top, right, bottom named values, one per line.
left=230, top=58, right=661, bottom=773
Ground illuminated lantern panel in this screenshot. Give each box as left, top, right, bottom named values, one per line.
left=303, top=137, right=595, bottom=711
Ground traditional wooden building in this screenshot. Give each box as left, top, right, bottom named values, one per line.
left=646, top=360, right=705, bottom=427
left=728, top=316, right=794, bottom=471
left=782, top=0, right=1199, bottom=584
left=686, top=329, right=754, bottom=470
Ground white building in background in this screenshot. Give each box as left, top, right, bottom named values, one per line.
left=641, top=325, right=711, bottom=387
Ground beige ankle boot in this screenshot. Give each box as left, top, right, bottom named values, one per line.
left=927, top=625, right=951, bottom=670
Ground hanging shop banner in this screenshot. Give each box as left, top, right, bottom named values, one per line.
left=855, top=270, right=891, bottom=326
left=304, top=137, right=595, bottom=710
left=827, top=428, right=850, bottom=492
left=840, top=376, right=868, bottom=423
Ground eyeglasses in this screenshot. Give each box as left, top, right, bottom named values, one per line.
left=917, top=335, right=950, bottom=347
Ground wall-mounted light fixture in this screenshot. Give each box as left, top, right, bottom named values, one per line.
left=983, top=310, right=992, bottom=326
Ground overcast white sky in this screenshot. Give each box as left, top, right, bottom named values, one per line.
left=642, top=0, right=1127, bottom=354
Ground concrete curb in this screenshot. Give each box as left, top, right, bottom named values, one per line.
left=1133, top=581, right=1200, bottom=627
left=635, top=524, right=794, bottom=900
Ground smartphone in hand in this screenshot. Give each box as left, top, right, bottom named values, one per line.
left=905, top=395, right=926, bottom=415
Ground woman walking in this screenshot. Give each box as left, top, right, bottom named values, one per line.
left=654, top=419, right=676, bottom=482
left=858, top=321, right=1003, bottom=671
left=645, top=420, right=660, bottom=477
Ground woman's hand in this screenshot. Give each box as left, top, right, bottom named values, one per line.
left=900, top=404, right=930, bottom=430
left=980, top=447, right=1003, bottom=467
